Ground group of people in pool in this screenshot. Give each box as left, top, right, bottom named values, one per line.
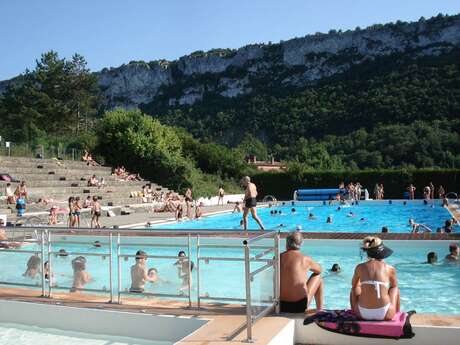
left=129, top=250, right=193, bottom=294
left=426, top=243, right=459, bottom=264
left=280, top=232, right=459, bottom=320
left=21, top=248, right=193, bottom=294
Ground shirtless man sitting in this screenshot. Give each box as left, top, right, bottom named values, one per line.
left=130, top=250, right=156, bottom=293
left=241, top=176, right=264, bottom=231
left=280, top=232, right=324, bottom=313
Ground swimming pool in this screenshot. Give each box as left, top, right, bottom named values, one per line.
left=0, top=323, right=163, bottom=345
left=152, top=200, right=457, bottom=233
left=1, top=238, right=459, bottom=315
left=0, top=300, right=207, bottom=345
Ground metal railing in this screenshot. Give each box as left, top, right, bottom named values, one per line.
left=243, top=231, right=280, bottom=342
left=116, top=233, right=193, bottom=307
left=0, top=229, right=46, bottom=297
left=47, top=231, right=114, bottom=301
left=0, top=226, right=280, bottom=341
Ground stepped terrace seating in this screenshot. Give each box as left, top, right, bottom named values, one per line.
left=0, top=156, right=172, bottom=225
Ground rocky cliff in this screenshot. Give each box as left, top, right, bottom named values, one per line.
left=1, top=14, right=460, bottom=109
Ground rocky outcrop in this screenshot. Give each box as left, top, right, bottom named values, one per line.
left=97, top=62, right=173, bottom=108
left=2, top=14, right=460, bottom=109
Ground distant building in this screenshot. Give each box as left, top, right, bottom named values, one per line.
left=246, top=155, right=286, bottom=172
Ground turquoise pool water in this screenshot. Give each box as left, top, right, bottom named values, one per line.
left=1, top=238, right=459, bottom=314
left=153, top=200, right=457, bottom=233
left=0, top=323, right=168, bottom=345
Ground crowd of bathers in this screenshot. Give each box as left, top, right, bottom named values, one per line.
left=18, top=247, right=195, bottom=294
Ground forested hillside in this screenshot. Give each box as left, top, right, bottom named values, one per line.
left=143, top=48, right=460, bottom=169
left=0, top=13, right=459, bottom=187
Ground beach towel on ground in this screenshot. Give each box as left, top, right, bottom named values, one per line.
left=304, top=309, right=415, bottom=339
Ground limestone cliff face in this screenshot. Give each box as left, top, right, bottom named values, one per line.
left=95, top=15, right=460, bottom=108
left=1, top=14, right=459, bottom=108
left=97, top=62, right=173, bottom=108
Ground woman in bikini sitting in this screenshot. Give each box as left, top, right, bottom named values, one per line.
left=350, top=236, right=400, bottom=321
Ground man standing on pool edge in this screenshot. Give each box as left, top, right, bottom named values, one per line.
left=241, top=176, right=265, bottom=231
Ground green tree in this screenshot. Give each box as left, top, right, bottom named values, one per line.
left=0, top=51, right=100, bottom=142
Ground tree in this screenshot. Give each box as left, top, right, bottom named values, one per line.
left=237, top=133, right=269, bottom=161
left=0, top=51, right=100, bottom=142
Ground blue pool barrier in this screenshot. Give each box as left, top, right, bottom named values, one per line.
left=293, top=188, right=346, bottom=201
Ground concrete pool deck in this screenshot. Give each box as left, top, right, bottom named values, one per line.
left=0, top=287, right=459, bottom=345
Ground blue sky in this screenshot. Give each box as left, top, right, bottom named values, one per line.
left=1, top=0, right=459, bottom=80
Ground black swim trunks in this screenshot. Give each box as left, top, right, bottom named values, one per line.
left=280, top=297, right=308, bottom=313
left=245, top=197, right=257, bottom=208
left=129, top=288, right=144, bottom=293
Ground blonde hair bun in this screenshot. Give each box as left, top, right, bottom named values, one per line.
left=361, top=236, right=382, bottom=249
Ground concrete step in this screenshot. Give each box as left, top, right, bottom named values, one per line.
left=0, top=195, right=160, bottom=208
left=0, top=160, right=112, bottom=172
left=0, top=180, right=147, bottom=188
left=4, top=203, right=161, bottom=226
left=0, top=156, right=104, bottom=168
left=3, top=167, right=113, bottom=176
left=1, top=173, right=135, bottom=182
left=12, top=184, right=166, bottom=196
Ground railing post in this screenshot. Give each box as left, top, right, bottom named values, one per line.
left=109, top=232, right=113, bottom=303
left=117, top=233, right=122, bottom=304
left=187, top=233, right=192, bottom=308
left=196, top=235, right=201, bottom=309
left=47, top=231, right=52, bottom=298
left=274, top=232, right=280, bottom=314
left=40, top=229, right=46, bottom=297
left=244, top=240, right=253, bottom=342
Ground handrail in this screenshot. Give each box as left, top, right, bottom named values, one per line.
left=47, top=231, right=113, bottom=300
left=243, top=231, right=280, bottom=342
left=2, top=225, right=260, bottom=235
left=0, top=226, right=281, bottom=341
left=0, top=232, right=46, bottom=297
left=243, top=230, right=277, bottom=245
left=116, top=234, right=193, bottom=307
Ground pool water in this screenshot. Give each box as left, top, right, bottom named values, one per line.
left=0, top=323, right=169, bottom=345
left=1, top=239, right=459, bottom=315
left=153, top=200, right=457, bottom=233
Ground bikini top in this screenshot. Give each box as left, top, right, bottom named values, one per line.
left=360, top=280, right=390, bottom=299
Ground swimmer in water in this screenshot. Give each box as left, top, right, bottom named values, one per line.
left=326, top=216, right=333, bottom=224
left=308, top=213, right=316, bottom=220
left=426, top=252, right=437, bottom=264
left=93, top=241, right=102, bottom=248
left=347, top=212, right=355, bottom=217
left=291, top=208, right=296, bottom=213
left=330, top=263, right=341, bottom=273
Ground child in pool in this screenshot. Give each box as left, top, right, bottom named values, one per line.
left=70, top=256, right=92, bottom=292
left=23, top=255, right=41, bottom=279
